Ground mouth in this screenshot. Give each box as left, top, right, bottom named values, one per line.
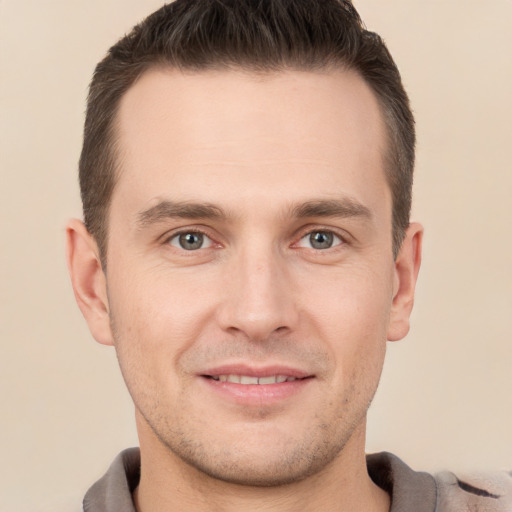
left=204, top=374, right=305, bottom=384
left=198, top=365, right=314, bottom=404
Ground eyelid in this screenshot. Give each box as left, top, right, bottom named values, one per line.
left=296, top=232, right=342, bottom=249
left=292, top=225, right=350, bottom=249
left=161, top=225, right=221, bottom=248
left=169, top=232, right=213, bottom=250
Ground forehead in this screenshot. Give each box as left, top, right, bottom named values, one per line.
left=112, top=67, right=389, bottom=219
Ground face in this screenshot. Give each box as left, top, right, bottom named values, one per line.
left=70, top=68, right=420, bottom=486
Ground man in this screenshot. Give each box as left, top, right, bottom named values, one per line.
left=66, top=1, right=511, bottom=510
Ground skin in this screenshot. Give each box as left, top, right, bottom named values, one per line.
left=67, top=68, right=422, bottom=512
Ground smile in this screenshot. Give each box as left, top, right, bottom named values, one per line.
left=198, top=367, right=314, bottom=405
left=208, top=375, right=299, bottom=384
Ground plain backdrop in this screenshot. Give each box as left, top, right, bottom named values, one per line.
left=1, top=1, right=511, bottom=511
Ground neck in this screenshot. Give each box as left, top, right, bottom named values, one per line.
left=133, top=417, right=390, bottom=512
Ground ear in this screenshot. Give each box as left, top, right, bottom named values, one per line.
left=387, top=222, right=423, bottom=342
left=66, top=219, right=114, bottom=346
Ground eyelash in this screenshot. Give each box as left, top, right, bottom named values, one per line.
left=164, top=228, right=217, bottom=251
left=295, top=230, right=344, bottom=250
left=292, top=225, right=349, bottom=252
left=161, top=226, right=349, bottom=253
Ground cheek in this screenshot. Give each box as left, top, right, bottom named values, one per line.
left=301, top=264, right=394, bottom=338
left=107, top=265, right=220, bottom=387
left=299, top=265, right=392, bottom=381
left=111, top=263, right=217, bottom=334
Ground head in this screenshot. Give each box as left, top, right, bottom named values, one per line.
left=79, top=0, right=415, bottom=265
left=68, top=0, right=422, bottom=492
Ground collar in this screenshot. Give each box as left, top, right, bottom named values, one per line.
left=367, top=452, right=437, bottom=512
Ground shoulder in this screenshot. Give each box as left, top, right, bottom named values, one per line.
left=367, top=452, right=512, bottom=512
left=434, top=469, right=512, bottom=511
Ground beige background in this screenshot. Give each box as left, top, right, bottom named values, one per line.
left=1, top=1, right=511, bottom=510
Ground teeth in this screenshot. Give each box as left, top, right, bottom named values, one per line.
left=258, top=375, right=278, bottom=385
left=211, top=375, right=298, bottom=385
left=240, top=375, right=259, bottom=384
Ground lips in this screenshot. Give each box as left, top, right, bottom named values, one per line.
left=197, top=364, right=314, bottom=405
left=198, top=365, right=313, bottom=406
left=200, top=364, right=311, bottom=382
left=208, top=374, right=300, bottom=384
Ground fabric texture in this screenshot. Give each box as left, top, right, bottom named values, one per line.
left=82, top=448, right=512, bottom=511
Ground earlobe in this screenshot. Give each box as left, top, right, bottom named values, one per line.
left=66, top=219, right=114, bottom=346
left=387, top=222, right=423, bottom=342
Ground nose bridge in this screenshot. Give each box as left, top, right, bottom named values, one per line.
left=218, top=237, right=297, bottom=340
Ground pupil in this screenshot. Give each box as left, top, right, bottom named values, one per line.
left=179, top=233, right=203, bottom=250
left=310, top=231, right=333, bottom=249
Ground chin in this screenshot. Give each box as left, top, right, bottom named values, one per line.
left=180, top=450, right=340, bottom=487
left=156, top=422, right=351, bottom=487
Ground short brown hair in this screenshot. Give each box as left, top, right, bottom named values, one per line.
left=80, top=0, right=415, bottom=262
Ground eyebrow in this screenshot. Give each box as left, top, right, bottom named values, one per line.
left=137, top=201, right=226, bottom=228
left=136, top=196, right=372, bottom=228
left=291, top=198, right=372, bottom=220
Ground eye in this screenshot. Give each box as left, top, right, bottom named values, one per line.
left=297, top=230, right=343, bottom=250
left=169, top=231, right=213, bottom=251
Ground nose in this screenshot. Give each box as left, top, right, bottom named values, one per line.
left=216, top=245, right=299, bottom=342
